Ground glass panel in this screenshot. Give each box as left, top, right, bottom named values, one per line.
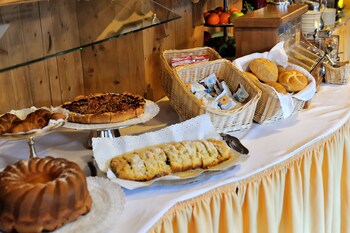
left=0, top=0, right=181, bottom=72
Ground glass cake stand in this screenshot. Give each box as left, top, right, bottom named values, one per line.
left=63, top=100, right=160, bottom=148
left=0, top=106, right=68, bottom=158
left=0, top=120, right=66, bottom=158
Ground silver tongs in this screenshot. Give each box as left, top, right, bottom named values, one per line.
left=220, top=133, right=249, bottom=155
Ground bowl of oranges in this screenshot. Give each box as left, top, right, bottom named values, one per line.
left=204, top=6, right=244, bottom=26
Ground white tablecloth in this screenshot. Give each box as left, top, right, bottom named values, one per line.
left=0, top=82, right=350, bottom=233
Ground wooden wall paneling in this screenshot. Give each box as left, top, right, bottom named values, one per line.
left=174, top=0, right=197, bottom=49
left=111, top=35, right=131, bottom=94
left=38, top=1, right=62, bottom=107
left=123, top=32, right=147, bottom=97
left=49, top=0, right=84, bottom=103
left=142, top=26, right=165, bottom=100
left=20, top=3, right=52, bottom=108
left=75, top=0, right=114, bottom=45
left=77, top=0, right=117, bottom=95
left=140, top=0, right=176, bottom=100
left=0, top=72, right=15, bottom=113
left=0, top=4, right=32, bottom=111
left=192, top=0, right=207, bottom=26
left=84, top=41, right=119, bottom=95
left=0, top=6, right=15, bottom=113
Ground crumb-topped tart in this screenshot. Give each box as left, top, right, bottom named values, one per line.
left=61, top=92, right=146, bottom=124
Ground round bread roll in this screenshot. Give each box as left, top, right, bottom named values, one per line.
left=277, top=65, right=286, bottom=74
left=243, top=72, right=259, bottom=82
left=265, top=82, right=288, bottom=94
left=249, top=58, right=278, bottom=83
left=278, top=70, right=308, bottom=92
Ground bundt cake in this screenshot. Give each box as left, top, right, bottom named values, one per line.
left=0, top=156, right=92, bottom=233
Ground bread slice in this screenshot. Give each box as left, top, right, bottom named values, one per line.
left=109, top=139, right=233, bottom=181
left=181, top=141, right=202, bottom=169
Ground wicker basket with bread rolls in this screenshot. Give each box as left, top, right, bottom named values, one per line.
left=236, top=57, right=316, bottom=124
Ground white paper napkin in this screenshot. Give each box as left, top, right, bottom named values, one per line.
left=92, top=114, right=227, bottom=189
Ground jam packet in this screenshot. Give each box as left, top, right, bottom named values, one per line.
left=171, top=56, right=193, bottom=68
left=170, top=55, right=210, bottom=68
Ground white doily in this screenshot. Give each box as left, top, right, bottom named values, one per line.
left=55, top=177, right=125, bottom=233
left=63, top=100, right=159, bottom=131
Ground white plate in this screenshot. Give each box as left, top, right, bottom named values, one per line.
left=63, top=100, right=159, bottom=131
left=55, top=177, right=125, bottom=233
left=0, top=106, right=68, bottom=140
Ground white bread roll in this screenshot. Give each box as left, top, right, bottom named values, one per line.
left=278, top=70, right=308, bottom=92
left=249, top=58, right=278, bottom=83
left=265, top=82, right=288, bottom=94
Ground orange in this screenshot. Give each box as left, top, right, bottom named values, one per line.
left=228, top=7, right=241, bottom=13
left=206, top=13, right=220, bottom=25
left=219, top=12, right=231, bottom=24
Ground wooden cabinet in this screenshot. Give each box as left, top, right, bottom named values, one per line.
left=233, top=4, right=308, bottom=57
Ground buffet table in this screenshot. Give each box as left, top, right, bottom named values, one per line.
left=1, top=81, right=350, bottom=233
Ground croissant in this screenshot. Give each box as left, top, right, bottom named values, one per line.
left=25, top=109, right=52, bottom=128
left=10, top=121, right=41, bottom=134
left=50, top=112, right=66, bottom=121
left=0, top=113, right=20, bottom=134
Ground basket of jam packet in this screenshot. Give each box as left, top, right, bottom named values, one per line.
left=170, top=59, right=261, bottom=133
left=160, top=47, right=222, bottom=103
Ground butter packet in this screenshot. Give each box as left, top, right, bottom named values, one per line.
left=216, top=90, right=237, bottom=110
left=233, top=84, right=249, bottom=103
left=195, top=90, right=215, bottom=106
left=185, top=83, right=207, bottom=94
left=199, top=73, right=218, bottom=92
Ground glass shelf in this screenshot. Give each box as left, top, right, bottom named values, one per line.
left=0, top=0, right=181, bottom=72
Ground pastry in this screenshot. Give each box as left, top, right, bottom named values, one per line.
left=277, top=65, right=287, bottom=73
left=265, top=82, right=288, bottom=94
left=243, top=72, right=259, bottom=82
left=278, top=70, right=308, bottom=92
left=0, top=156, right=92, bottom=233
left=110, top=139, right=232, bottom=181
left=249, top=58, right=278, bottom=83
left=0, top=113, right=20, bottom=134
left=61, top=92, right=146, bottom=124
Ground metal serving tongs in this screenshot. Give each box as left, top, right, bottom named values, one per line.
left=220, top=133, right=249, bottom=155
left=325, top=53, right=340, bottom=68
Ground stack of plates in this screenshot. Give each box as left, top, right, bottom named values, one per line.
left=302, top=10, right=321, bottom=34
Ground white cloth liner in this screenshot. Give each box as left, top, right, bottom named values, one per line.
left=232, top=41, right=316, bottom=118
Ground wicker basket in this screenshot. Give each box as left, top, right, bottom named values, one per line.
left=160, top=47, right=222, bottom=101
left=166, top=59, right=261, bottom=133
left=247, top=76, right=306, bottom=124
left=243, top=63, right=314, bottom=124
left=324, top=61, right=350, bottom=85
